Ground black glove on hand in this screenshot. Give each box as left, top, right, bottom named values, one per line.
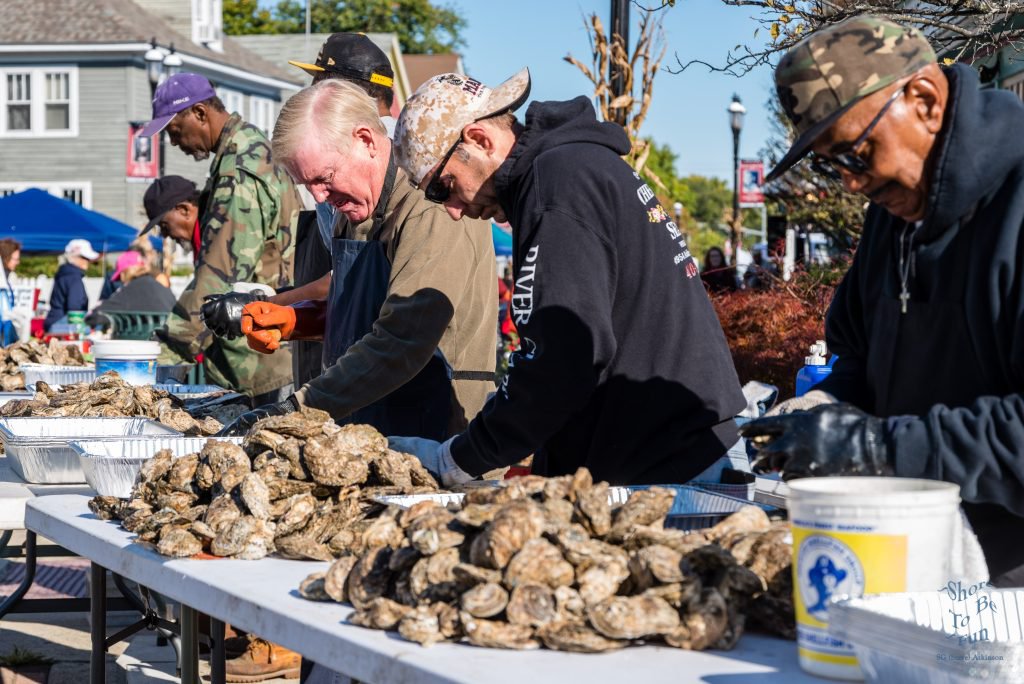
left=738, top=403, right=894, bottom=480
left=215, top=395, right=298, bottom=437
left=200, top=291, right=267, bottom=339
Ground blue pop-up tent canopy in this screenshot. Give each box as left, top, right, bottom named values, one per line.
left=492, top=222, right=513, bottom=257
left=0, top=188, right=158, bottom=252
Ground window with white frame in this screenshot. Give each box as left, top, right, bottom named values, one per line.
left=250, top=96, right=275, bottom=136
left=0, top=67, right=77, bottom=136
left=0, top=182, right=91, bottom=208
left=216, top=87, right=244, bottom=117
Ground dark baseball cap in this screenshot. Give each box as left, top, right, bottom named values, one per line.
left=138, top=72, right=217, bottom=138
left=288, top=33, right=394, bottom=88
left=142, top=175, right=198, bottom=234
left=766, top=15, right=936, bottom=182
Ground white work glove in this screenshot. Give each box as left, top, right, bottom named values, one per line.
left=387, top=435, right=474, bottom=488
left=763, top=389, right=838, bottom=417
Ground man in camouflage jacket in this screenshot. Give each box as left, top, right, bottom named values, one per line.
left=139, top=73, right=302, bottom=401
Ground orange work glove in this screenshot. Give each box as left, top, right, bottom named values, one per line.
left=240, top=301, right=296, bottom=354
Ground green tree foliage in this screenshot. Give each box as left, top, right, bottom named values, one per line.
left=223, top=0, right=466, bottom=54
left=223, top=0, right=276, bottom=35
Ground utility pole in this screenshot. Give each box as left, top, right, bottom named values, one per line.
left=609, top=0, right=630, bottom=126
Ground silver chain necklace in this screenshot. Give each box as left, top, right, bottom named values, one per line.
left=897, top=222, right=918, bottom=314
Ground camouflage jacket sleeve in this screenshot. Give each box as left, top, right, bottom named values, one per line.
left=162, top=172, right=280, bottom=360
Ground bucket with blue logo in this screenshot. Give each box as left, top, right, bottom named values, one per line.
left=91, top=340, right=160, bottom=385
left=787, top=477, right=960, bottom=680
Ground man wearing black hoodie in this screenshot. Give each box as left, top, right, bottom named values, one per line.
left=740, top=16, right=1024, bottom=586
left=390, top=68, right=746, bottom=487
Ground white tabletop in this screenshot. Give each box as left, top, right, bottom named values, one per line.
left=27, top=494, right=830, bottom=684
left=0, top=457, right=93, bottom=530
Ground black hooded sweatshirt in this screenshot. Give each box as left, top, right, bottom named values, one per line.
left=817, top=65, right=1024, bottom=584
left=449, top=97, right=745, bottom=485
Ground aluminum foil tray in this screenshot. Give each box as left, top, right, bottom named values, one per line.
left=153, top=384, right=226, bottom=399
left=21, top=364, right=95, bottom=390
left=376, top=484, right=774, bottom=531
left=72, top=435, right=245, bottom=498
left=0, top=417, right=181, bottom=484
left=0, top=391, right=33, bottom=408
left=830, top=590, right=1024, bottom=683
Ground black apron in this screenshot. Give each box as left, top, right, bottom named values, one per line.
left=321, top=153, right=452, bottom=441
left=291, top=210, right=332, bottom=387
left=867, top=221, right=1022, bottom=584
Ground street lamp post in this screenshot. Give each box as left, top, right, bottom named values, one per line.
left=727, top=94, right=746, bottom=264
left=144, top=39, right=182, bottom=178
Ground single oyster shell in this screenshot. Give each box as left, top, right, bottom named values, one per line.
left=459, top=612, right=539, bottom=650
left=706, top=505, right=770, bottom=544
left=536, top=621, right=625, bottom=653
left=302, top=432, right=370, bottom=486
left=324, top=555, right=358, bottom=603
left=138, top=449, right=173, bottom=483
left=204, top=493, right=242, bottom=533
left=298, top=572, right=332, bottom=601
left=156, top=527, right=202, bottom=558
left=608, top=486, right=677, bottom=541
left=89, top=495, right=123, bottom=520
left=505, top=584, right=557, bottom=627
left=273, top=492, right=317, bottom=537
left=346, top=546, right=393, bottom=610
left=274, top=533, right=334, bottom=562
left=166, top=453, right=199, bottom=489
left=397, top=605, right=446, bottom=647
left=350, top=597, right=413, bottom=631
left=574, top=480, right=611, bottom=537
left=239, top=473, right=272, bottom=520
left=469, top=499, right=545, bottom=570
left=577, top=560, right=630, bottom=606
left=587, top=595, right=681, bottom=640
left=664, top=588, right=731, bottom=650
left=504, top=538, right=575, bottom=590
left=460, top=582, right=509, bottom=618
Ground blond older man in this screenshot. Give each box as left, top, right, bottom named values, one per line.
left=217, top=79, right=497, bottom=443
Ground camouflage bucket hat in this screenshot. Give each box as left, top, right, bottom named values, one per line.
left=394, top=68, right=531, bottom=186
left=765, top=15, right=936, bottom=182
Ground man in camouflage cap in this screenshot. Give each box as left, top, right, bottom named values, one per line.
left=743, top=15, right=1024, bottom=586
left=140, top=72, right=302, bottom=403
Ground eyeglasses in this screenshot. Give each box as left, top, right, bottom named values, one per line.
left=423, top=134, right=463, bottom=203
left=810, top=86, right=904, bottom=180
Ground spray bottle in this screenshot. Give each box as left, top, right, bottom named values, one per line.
left=795, top=340, right=836, bottom=397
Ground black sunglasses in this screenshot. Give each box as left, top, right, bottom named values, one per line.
left=810, top=86, right=904, bottom=181
left=424, top=134, right=463, bottom=203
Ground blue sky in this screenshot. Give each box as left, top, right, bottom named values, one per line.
left=450, top=0, right=776, bottom=181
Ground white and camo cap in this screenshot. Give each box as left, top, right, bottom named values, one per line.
left=395, top=68, right=531, bottom=185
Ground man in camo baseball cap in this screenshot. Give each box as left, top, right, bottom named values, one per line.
left=394, top=68, right=531, bottom=187
left=766, top=14, right=936, bottom=182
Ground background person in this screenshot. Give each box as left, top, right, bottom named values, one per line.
left=87, top=250, right=176, bottom=331
left=138, top=74, right=303, bottom=405
left=701, top=246, right=737, bottom=293
left=44, top=239, right=98, bottom=333
left=0, top=238, right=20, bottom=344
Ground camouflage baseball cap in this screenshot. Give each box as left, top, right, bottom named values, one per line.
left=394, top=68, right=531, bottom=186
left=765, top=15, right=936, bottom=182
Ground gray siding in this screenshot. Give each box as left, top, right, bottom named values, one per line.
left=0, top=59, right=290, bottom=236
left=133, top=0, right=193, bottom=43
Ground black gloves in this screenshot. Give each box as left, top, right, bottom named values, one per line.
left=738, top=403, right=894, bottom=480
left=200, top=291, right=267, bottom=339
left=215, top=395, right=298, bottom=437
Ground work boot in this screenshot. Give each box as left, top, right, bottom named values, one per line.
left=225, top=637, right=301, bottom=682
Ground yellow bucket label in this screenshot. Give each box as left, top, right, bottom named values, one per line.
left=792, top=526, right=908, bottom=663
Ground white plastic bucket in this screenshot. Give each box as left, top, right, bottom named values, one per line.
left=92, top=340, right=161, bottom=385
left=788, top=477, right=960, bottom=681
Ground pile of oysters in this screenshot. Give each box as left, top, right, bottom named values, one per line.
left=88, top=407, right=440, bottom=560
left=1, top=372, right=221, bottom=436
left=0, top=339, right=88, bottom=390
left=298, top=469, right=794, bottom=652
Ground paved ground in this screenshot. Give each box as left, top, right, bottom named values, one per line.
left=1, top=531, right=296, bottom=683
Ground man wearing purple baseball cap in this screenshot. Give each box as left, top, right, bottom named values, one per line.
left=144, top=72, right=304, bottom=406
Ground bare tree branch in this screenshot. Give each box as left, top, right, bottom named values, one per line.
left=656, top=1, right=1024, bottom=76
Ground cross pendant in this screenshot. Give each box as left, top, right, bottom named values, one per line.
left=899, top=290, right=910, bottom=314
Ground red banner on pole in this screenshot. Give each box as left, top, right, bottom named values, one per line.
left=738, top=159, right=765, bottom=207
left=126, top=123, right=159, bottom=179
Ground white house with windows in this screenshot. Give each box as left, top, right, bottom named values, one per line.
left=0, top=0, right=304, bottom=233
